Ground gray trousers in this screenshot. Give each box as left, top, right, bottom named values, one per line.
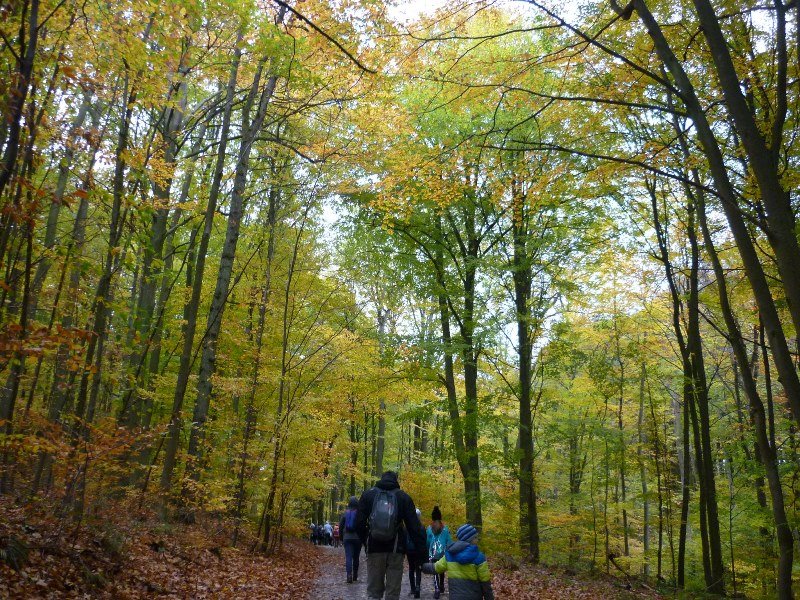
left=367, top=551, right=404, bottom=600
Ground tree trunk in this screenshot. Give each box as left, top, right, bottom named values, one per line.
left=670, top=103, right=792, bottom=596
left=511, top=178, right=539, bottom=562
left=434, top=236, right=470, bottom=520
left=121, top=64, right=188, bottom=429
left=71, top=71, right=135, bottom=438
left=638, top=362, right=649, bottom=577
left=160, top=31, right=243, bottom=499
left=0, top=0, right=39, bottom=198
left=458, top=201, right=483, bottom=530
left=697, top=190, right=794, bottom=599
left=685, top=188, right=724, bottom=594
left=29, top=92, right=91, bottom=316
left=631, top=0, right=800, bottom=434
left=691, top=0, right=800, bottom=344
left=232, top=172, right=280, bottom=546
left=184, top=13, right=286, bottom=499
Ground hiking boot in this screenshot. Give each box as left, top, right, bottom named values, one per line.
left=433, top=591, right=440, bottom=599
left=414, top=592, right=420, bottom=599
left=347, top=575, right=352, bottom=584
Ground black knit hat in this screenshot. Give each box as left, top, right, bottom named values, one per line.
left=432, top=505, right=442, bottom=521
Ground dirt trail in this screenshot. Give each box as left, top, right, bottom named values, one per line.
left=314, top=545, right=445, bottom=600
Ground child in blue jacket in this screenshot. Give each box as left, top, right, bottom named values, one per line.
left=426, top=506, right=451, bottom=598
left=423, top=523, right=494, bottom=600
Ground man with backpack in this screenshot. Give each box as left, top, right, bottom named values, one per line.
left=357, top=470, right=426, bottom=600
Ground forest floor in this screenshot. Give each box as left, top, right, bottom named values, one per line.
left=1, top=493, right=662, bottom=599
left=0, top=495, right=319, bottom=598
left=313, top=543, right=663, bottom=600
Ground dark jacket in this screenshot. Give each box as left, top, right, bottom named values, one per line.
left=356, top=472, right=426, bottom=556
left=422, top=540, right=494, bottom=600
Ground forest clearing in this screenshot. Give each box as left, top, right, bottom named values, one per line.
left=1, top=0, right=800, bottom=597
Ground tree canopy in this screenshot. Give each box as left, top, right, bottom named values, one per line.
left=2, top=0, right=800, bottom=597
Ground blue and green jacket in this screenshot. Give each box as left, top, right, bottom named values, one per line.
left=423, top=540, right=494, bottom=600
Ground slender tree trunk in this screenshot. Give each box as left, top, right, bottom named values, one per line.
left=697, top=194, right=794, bottom=598
left=32, top=119, right=101, bottom=494
left=613, top=309, right=629, bottom=556
left=434, top=236, right=472, bottom=521
left=677, top=387, right=690, bottom=588
left=646, top=176, right=723, bottom=592
left=160, top=32, right=243, bottom=499
left=184, top=14, right=286, bottom=499
left=0, top=223, right=33, bottom=493
left=631, top=0, right=800, bottom=434
left=0, top=0, right=39, bottom=199
left=638, top=362, right=650, bottom=577
left=375, top=308, right=388, bottom=476
left=71, top=71, right=136, bottom=439
left=511, top=178, right=539, bottom=562
left=647, top=387, right=665, bottom=581
left=459, top=201, right=483, bottom=530
left=121, top=64, right=188, bottom=428
left=232, top=172, right=280, bottom=547
left=264, top=188, right=309, bottom=549
left=29, top=92, right=91, bottom=316
left=685, top=191, right=725, bottom=594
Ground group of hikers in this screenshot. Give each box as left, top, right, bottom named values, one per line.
left=321, top=470, right=494, bottom=600
left=309, top=521, right=341, bottom=547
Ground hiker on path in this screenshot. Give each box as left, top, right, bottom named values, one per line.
left=357, top=470, right=426, bottom=600
left=426, top=506, right=451, bottom=598
left=324, top=521, right=334, bottom=546
left=315, top=523, right=325, bottom=545
left=405, top=508, right=424, bottom=598
left=339, top=495, right=362, bottom=584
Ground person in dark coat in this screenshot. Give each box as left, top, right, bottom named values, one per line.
left=405, top=508, right=424, bottom=598
left=339, top=495, right=362, bottom=583
left=357, top=471, right=426, bottom=600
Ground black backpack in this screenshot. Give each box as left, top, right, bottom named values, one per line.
left=368, top=488, right=399, bottom=542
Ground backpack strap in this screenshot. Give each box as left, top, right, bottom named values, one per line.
left=391, top=489, right=400, bottom=552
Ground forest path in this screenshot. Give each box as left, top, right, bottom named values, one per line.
left=314, top=544, right=442, bottom=600
left=311, top=543, right=663, bottom=600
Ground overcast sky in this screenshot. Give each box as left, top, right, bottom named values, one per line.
left=387, top=0, right=450, bottom=23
